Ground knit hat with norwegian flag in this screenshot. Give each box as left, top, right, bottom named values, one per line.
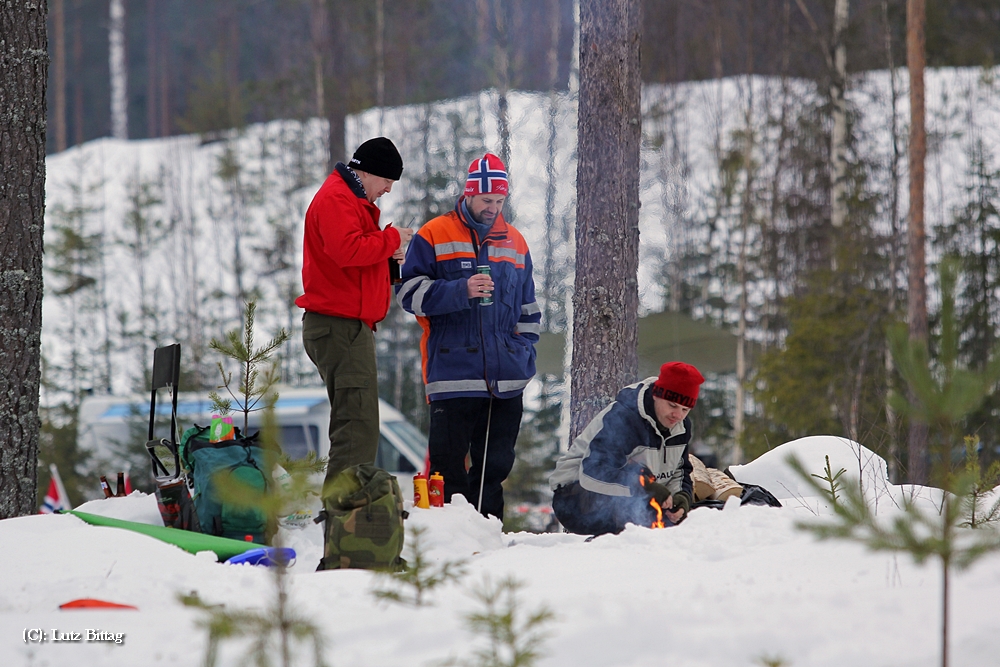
left=651, top=362, right=705, bottom=408
left=464, top=153, right=509, bottom=196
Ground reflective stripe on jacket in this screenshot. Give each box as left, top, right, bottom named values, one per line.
left=549, top=378, right=694, bottom=497
left=396, top=200, right=540, bottom=401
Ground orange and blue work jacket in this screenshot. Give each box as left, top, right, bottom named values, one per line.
left=396, top=199, right=540, bottom=401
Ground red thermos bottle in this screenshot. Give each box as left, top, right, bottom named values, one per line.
left=429, top=472, right=445, bottom=507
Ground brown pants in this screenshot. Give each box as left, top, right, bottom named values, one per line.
left=302, top=312, right=380, bottom=489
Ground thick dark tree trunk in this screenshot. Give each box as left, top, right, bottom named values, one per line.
left=109, top=0, right=127, bottom=139
left=0, top=1, right=47, bottom=518
left=570, top=0, right=642, bottom=441
left=907, top=0, right=928, bottom=484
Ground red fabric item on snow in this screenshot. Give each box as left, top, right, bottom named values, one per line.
left=464, top=153, right=509, bottom=196
left=60, top=599, right=138, bottom=610
left=651, top=362, right=705, bottom=408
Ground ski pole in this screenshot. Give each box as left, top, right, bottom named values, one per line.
left=476, top=396, right=494, bottom=515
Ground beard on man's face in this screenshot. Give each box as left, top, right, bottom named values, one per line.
left=470, top=207, right=498, bottom=225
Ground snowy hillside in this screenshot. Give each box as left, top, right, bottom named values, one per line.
left=5, top=437, right=999, bottom=666
left=42, top=69, right=1000, bottom=397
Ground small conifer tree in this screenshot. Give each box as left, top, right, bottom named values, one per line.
left=810, top=455, right=846, bottom=507
left=371, top=524, right=467, bottom=607
left=755, top=656, right=790, bottom=667
left=792, top=261, right=1000, bottom=667
left=209, top=298, right=290, bottom=434
left=958, top=435, right=1000, bottom=529
left=443, top=575, right=555, bottom=667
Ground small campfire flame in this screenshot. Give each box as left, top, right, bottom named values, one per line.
left=649, top=498, right=665, bottom=529
left=639, top=470, right=666, bottom=529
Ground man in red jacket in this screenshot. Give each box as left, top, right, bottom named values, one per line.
left=295, top=137, right=413, bottom=485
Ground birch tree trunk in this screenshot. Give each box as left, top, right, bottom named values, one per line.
left=0, top=0, right=46, bottom=518
left=906, top=0, right=929, bottom=484
left=734, top=0, right=756, bottom=466
left=829, top=0, right=849, bottom=231
left=109, top=0, right=128, bottom=140
left=571, top=0, right=641, bottom=441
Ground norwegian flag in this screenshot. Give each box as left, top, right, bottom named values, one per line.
left=464, top=153, right=509, bottom=196
left=40, top=463, right=70, bottom=514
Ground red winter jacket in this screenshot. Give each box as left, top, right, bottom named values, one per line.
left=295, top=163, right=401, bottom=329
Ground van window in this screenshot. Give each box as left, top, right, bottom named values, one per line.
left=381, top=420, right=427, bottom=460
left=278, top=425, right=319, bottom=460
left=376, top=434, right=417, bottom=473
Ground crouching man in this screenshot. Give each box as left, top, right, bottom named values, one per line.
left=548, top=362, right=705, bottom=536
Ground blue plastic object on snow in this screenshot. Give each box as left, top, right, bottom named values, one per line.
left=225, top=547, right=296, bottom=567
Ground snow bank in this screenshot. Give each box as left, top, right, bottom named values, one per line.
left=729, top=436, right=951, bottom=514
left=730, top=435, right=890, bottom=501
left=74, top=491, right=164, bottom=526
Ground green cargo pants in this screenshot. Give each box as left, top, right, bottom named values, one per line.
left=302, top=312, right=380, bottom=488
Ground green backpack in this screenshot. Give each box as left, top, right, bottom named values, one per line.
left=316, top=464, right=407, bottom=571
left=179, top=424, right=269, bottom=544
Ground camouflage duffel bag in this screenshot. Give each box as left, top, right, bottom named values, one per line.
left=315, top=463, right=408, bottom=572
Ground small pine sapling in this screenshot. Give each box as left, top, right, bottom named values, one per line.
left=755, top=655, right=790, bottom=667
left=442, top=575, right=555, bottom=667
left=209, top=298, right=290, bottom=434
left=789, top=257, right=1000, bottom=667
left=182, top=574, right=327, bottom=667
left=958, top=435, right=1000, bottom=529
left=791, top=460, right=1000, bottom=667
left=810, top=455, right=846, bottom=506
left=371, top=524, right=467, bottom=607
left=181, top=405, right=328, bottom=667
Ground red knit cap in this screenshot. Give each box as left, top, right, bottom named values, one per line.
left=464, top=153, right=509, bottom=196
left=651, top=362, right=705, bottom=408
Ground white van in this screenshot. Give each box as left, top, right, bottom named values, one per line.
left=77, top=387, right=427, bottom=489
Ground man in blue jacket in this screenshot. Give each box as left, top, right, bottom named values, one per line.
left=397, top=153, right=540, bottom=519
left=549, top=362, right=705, bottom=535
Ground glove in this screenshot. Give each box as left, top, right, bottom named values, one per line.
left=670, top=491, right=691, bottom=517
left=644, top=481, right=672, bottom=507
left=667, top=491, right=691, bottom=526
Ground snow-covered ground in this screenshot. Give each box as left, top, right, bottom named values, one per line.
left=5, top=436, right=999, bottom=666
